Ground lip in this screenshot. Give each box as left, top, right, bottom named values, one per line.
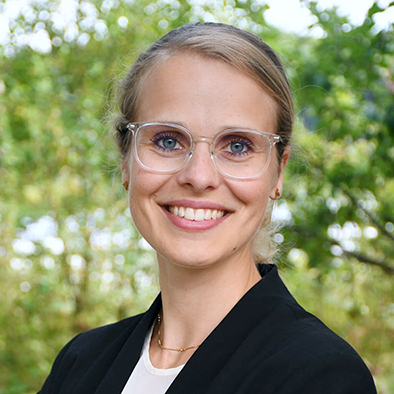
left=159, top=200, right=231, bottom=231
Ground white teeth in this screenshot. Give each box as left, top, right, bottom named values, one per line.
left=168, top=206, right=225, bottom=221
left=195, top=209, right=205, bottom=221
left=178, top=206, right=185, bottom=217
left=184, top=207, right=194, bottom=220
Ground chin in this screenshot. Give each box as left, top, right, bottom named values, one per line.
left=156, top=242, right=252, bottom=271
left=157, top=252, right=219, bottom=270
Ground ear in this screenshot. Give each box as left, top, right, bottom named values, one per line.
left=269, top=146, right=290, bottom=200
left=121, top=157, right=129, bottom=185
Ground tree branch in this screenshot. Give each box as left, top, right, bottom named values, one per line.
left=297, top=226, right=394, bottom=274
left=341, top=249, right=394, bottom=275
left=327, top=239, right=394, bottom=274
left=338, top=184, right=394, bottom=243
left=309, top=165, right=394, bottom=244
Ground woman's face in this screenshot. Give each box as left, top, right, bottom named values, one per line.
left=122, top=52, right=289, bottom=269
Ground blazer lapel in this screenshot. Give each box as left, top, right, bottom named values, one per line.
left=72, top=295, right=162, bottom=394
left=166, top=265, right=291, bottom=394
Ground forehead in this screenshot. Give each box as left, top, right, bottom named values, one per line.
left=136, top=52, right=278, bottom=134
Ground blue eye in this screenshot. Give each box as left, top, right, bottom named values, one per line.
left=220, top=135, right=254, bottom=158
left=230, top=141, right=247, bottom=154
left=149, top=131, right=188, bottom=155
left=151, top=133, right=180, bottom=150
left=161, top=137, right=178, bottom=150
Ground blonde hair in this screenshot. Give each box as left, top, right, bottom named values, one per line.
left=114, top=22, right=294, bottom=263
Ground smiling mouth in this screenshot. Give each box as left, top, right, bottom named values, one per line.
left=167, top=206, right=225, bottom=221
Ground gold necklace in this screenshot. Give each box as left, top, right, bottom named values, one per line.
left=157, top=313, right=201, bottom=352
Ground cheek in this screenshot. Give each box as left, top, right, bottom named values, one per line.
left=228, top=176, right=273, bottom=206
left=128, top=155, right=155, bottom=194
left=227, top=175, right=275, bottom=231
left=128, top=164, right=153, bottom=222
left=127, top=163, right=171, bottom=223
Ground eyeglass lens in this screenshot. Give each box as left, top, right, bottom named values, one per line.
left=134, top=123, right=273, bottom=178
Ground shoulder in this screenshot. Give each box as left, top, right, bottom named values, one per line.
left=282, top=298, right=361, bottom=360
left=265, top=299, right=377, bottom=393
left=256, top=266, right=372, bottom=370
left=234, top=269, right=377, bottom=393
left=67, top=312, right=145, bottom=353
left=38, top=313, right=145, bottom=394
left=274, top=334, right=377, bottom=394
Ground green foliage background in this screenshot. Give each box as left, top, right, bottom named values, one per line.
left=0, top=0, right=393, bottom=392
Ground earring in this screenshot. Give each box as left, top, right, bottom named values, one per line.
left=275, top=188, right=280, bottom=199
left=123, top=181, right=129, bottom=191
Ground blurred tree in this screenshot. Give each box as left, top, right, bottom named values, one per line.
left=278, top=3, right=394, bottom=391
left=283, top=1, right=394, bottom=275
left=0, top=0, right=393, bottom=393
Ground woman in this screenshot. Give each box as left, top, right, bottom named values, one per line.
left=39, top=23, right=376, bottom=394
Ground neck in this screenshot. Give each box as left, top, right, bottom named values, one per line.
left=149, top=249, right=261, bottom=368
left=159, top=252, right=261, bottom=324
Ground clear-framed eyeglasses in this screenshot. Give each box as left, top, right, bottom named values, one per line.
left=126, top=122, right=283, bottom=180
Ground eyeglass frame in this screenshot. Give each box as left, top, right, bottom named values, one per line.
left=125, top=122, right=283, bottom=180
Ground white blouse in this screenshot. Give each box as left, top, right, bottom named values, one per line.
left=120, top=324, right=185, bottom=394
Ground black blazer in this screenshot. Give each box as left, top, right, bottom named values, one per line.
left=38, top=265, right=377, bottom=394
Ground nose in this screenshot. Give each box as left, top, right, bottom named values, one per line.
left=177, top=140, right=221, bottom=192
